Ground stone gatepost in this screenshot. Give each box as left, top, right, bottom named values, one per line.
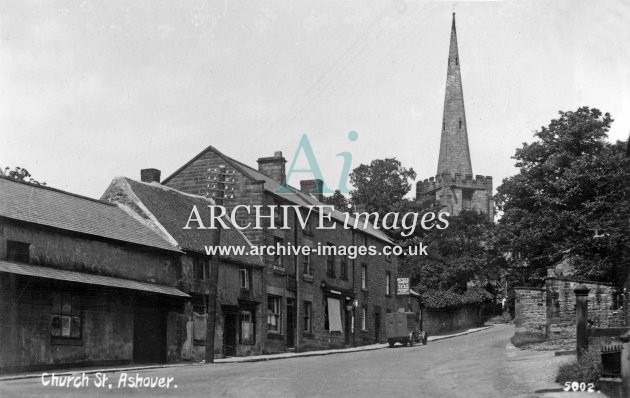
left=620, top=331, right=630, bottom=397
left=575, top=285, right=590, bottom=358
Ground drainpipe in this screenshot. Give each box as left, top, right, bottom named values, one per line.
left=352, top=228, right=356, bottom=347
left=294, top=209, right=300, bottom=352
left=206, top=165, right=225, bottom=363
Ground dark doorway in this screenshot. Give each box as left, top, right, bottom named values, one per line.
left=133, top=297, right=166, bottom=363
left=286, top=298, right=295, bottom=348
left=374, top=312, right=380, bottom=343
left=224, top=312, right=237, bottom=357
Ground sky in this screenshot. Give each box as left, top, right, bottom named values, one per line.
left=1, top=0, right=628, bottom=199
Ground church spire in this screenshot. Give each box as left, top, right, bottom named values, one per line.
left=437, top=13, right=473, bottom=176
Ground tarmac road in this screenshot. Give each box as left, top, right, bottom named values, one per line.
left=0, top=324, right=577, bottom=398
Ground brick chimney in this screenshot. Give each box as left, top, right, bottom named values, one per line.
left=140, top=168, right=161, bottom=183
left=257, top=151, right=286, bottom=185
left=300, top=179, right=324, bottom=201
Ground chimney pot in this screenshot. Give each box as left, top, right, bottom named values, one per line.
left=257, top=151, right=287, bottom=184
left=141, top=168, right=161, bottom=183
left=299, top=179, right=324, bottom=201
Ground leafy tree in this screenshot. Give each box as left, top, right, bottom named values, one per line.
left=349, top=158, right=416, bottom=215
left=399, top=210, right=503, bottom=295
left=320, top=189, right=349, bottom=210
left=495, top=107, right=630, bottom=289
left=0, top=166, right=45, bottom=185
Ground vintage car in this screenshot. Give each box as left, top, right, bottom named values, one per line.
left=385, top=311, right=428, bottom=347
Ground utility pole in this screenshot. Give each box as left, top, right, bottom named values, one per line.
left=205, top=165, right=226, bottom=364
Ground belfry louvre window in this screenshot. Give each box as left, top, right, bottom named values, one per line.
left=51, top=292, right=82, bottom=339
left=462, top=189, right=474, bottom=210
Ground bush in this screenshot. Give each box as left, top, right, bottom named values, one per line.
left=555, top=344, right=603, bottom=384
left=510, top=331, right=547, bottom=348
left=421, top=287, right=492, bottom=310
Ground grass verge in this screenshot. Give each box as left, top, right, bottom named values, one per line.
left=510, top=331, right=547, bottom=348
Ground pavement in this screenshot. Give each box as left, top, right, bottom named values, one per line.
left=0, top=325, right=493, bottom=381
left=0, top=324, right=605, bottom=397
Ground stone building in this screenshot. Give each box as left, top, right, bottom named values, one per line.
left=416, top=14, right=493, bottom=221
left=159, top=145, right=398, bottom=353
left=0, top=176, right=188, bottom=372
left=101, top=175, right=265, bottom=359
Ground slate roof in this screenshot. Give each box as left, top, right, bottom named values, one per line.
left=0, top=176, right=180, bottom=253
left=120, top=178, right=263, bottom=267
left=162, top=146, right=392, bottom=244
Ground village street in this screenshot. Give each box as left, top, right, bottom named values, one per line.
left=0, top=324, right=577, bottom=398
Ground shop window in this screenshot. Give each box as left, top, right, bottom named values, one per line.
left=239, top=310, right=255, bottom=345
left=361, top=264, right=368, bottom=290
left=239, top=268, right=250, bottom=290
left=51, top=292, right=82, bottom=340
left=7, top=240, right=30, bottom=263
left=324, top=298, right=329, bottom=330
left=193, top=257, right=209, bottom=280
left=386, top=272, right=391, bottom=296
left=267, top=295, right=281, bottom=333
left=340, top=257, right=348, bottom=280
left=303, top=301, right=312, bottom=332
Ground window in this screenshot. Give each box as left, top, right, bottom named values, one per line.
left=442, top=118, right=445, bottom=131
left=7, top=240, right=30, bottom=263
left=326, top=244, right=335, bottom=277
left=302, top=209, right=314, bottom=236
left=340, top=257, right=347, bottom=280
left=273, top=237, right=283, bottom=268
left=303, top=301, right=312, bottom=332
left=303, top=252, right=312, bottom=275
left=267, top=296, right=281, bottom=333
left=361, top=264, right=367, bottom=290
left=386, top=272, right=391, bottom=296
left=273, top=199, right=283, bottom=226
left=458, top=118, right=462, bottom=129
left=361, top=306, right=367, bottom=331
left=51, top=292, right=81, bottom=339
left=239, top=268, right=249, bottom=290
left=385, top=249, right=392, bottom=262
left=239, top=310, right=255, bottom=344
left=193, top=257, right=209, bottom=280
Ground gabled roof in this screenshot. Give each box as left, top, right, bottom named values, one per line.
left=162, top=145, right=392, bottom=244
left=108, top=177, right=263, bottom=267
left=0, top=176, right=180, bottom=253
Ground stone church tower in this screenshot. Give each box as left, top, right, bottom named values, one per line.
left=416, top=14, right=494, bottom=221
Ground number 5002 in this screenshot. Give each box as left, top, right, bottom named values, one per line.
left=563, top=381, right=595, bottom=392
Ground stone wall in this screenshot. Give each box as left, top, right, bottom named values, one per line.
left=514, top=277, right=615, bottom=338
left=514, top=287, right=547, bottom=334
left=546, top=277, right=614, bottom=338
left=422, top=304, right=484, bottom=335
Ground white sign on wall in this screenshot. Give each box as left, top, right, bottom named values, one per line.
left=397, top=278, right=410, bottom=295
